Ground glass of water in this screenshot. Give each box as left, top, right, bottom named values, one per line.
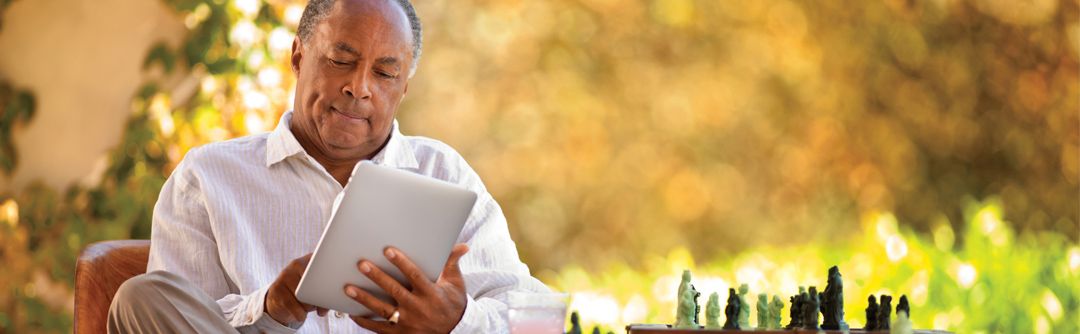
left=507, top=291, right=571, bottom=334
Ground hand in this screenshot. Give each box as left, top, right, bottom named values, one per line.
left=265, top=253, right=329, bottom=326
left=345, top=244, right=470, bottom=333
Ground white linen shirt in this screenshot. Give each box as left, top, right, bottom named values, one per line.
left=147, top=111, right=549, bottom=333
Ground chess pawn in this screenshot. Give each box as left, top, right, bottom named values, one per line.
left=723, top=288, right=741, bottom=330
left=803, top=286, right=821, bottom=330
left=877, top=295, right=893, bottom=330
left=705, top=292, right=721, bottom=329
left=756, top=293, right=769, bottom=328
left=769, top=295, right=785, bottom=329
left=892, top=308, right=914, bottom=334
left=784, top=294, right=797, bottom=329
left=737, top=284, right=751, bottom=329
left=785, top=291, right=805, bottom=329
left=864, top=295, right=879, bottom=330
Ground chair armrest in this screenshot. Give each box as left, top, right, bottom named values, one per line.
left=74, top=240, right=150, bottom=334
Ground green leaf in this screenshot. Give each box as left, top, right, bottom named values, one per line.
left=143, top=42, right=177, bottom=74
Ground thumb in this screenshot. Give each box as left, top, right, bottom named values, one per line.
left=439, top=243, right=469, bottom=284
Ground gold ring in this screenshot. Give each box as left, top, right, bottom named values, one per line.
left=388, top=309, right=400, bottom=325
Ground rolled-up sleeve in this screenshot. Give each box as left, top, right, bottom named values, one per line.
left=449, top=189, right=553, bottom=333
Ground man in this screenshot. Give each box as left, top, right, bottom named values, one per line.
left=106, top=0, right=550, bottom=333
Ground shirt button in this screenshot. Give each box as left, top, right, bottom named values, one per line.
left=335, top=311, right=345, bottom=318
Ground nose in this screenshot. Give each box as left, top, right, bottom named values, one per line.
left=342, top=71, right=372, bottom=100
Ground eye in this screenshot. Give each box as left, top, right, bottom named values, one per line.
left=328, top=58, right=351, bottom=67
left=375, top=70, right=398, bottom=79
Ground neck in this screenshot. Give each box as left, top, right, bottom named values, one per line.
left=289, top=125, right=391, bottom=187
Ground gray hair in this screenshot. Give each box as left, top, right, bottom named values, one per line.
left=297, top=0, right=422, bottom=77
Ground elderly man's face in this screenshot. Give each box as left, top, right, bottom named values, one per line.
left=290, top=0, right=413, bottom=161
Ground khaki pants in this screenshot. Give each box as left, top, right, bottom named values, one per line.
left=107, top=270, right=238, bottom=333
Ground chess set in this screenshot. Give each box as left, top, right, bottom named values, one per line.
left=621, top=266, right=952, bottom=334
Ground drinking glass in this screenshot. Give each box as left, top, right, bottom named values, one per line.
left=507, top=291, right=571, bottom=334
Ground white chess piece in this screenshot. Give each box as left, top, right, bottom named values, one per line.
left=891, top=310, right=914, bottom=334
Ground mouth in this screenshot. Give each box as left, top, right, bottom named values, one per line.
left=330, top=106, right=369, bottom=123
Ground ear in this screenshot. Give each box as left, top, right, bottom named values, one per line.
left=290, top=36, right=303, bottom=74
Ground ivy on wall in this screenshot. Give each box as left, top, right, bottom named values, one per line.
left=0, top=81, right=34, bottom=175
left=0, top=0, right=292, bottom=331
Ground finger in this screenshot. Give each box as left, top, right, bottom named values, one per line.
left=357, top=260, right=418, bottom=306
left=350, top=316, right=394, bottom=333
left=282, top=254, right=313, bottom=293
left=438, top=244, right=469, bottom=283
left=344, top=284, right=397, bottom=320
left=296, top=253, right=313, bottom=267
left=383, top=247, right=435, bottom=295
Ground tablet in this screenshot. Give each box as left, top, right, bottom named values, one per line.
left=294, top=161, right=478, bottom=317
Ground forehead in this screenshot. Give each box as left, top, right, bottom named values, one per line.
left=316, top=0, right=412, bottom=52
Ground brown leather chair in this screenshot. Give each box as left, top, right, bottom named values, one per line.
left=74, top=240, right=150, bottom=334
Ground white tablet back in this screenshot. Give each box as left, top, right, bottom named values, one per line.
left=294, top=161, right=477, bottom=317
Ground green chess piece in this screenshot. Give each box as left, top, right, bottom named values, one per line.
left=737, top=284, right=751, bottom=329
left=705, top=292, right=721, bottom=329
left=673, top=270, right=699, bottom=328
left=756, top=293, right=768, bottom=329
left=769, top=295, right=785, bottom=329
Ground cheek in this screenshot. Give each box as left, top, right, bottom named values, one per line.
left=373, top=84, right=405, bottom=121
left=299, top=76, right=336, bottom=116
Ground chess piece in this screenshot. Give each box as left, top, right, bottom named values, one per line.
left=737, top=284, right=751, bottom=329
left=692, top=284, right=702, bottom=325
left=818, top=290, right=826, bottom=324
left=673, top=270, right=699, bottom=328
left=892, top=308, right=914, bottom=334
left=822, top=266, right=849, bottom=330
left=568, top=311, right=583, bottom=334
left=896, top=295, right=910, bottom=318
left=756, top=293, right=768, bottom=328
left=591, top=326, right=601, bottom=334
left=723, top=288, right=741, bottom=330
left=675, top=284, right=699, bottom=328
left=705, top=292, right=721, bottom=329
left=877, top=295, right=893, bottom=330
left=864, top=295, right=879, bottom=330
left=769, top=295, right=784, bottom=329
left=803, top=286, right=820, bottom=330
left=784, top=294, right=798, bottom=329
left=784, top=287, right=806, bottom=329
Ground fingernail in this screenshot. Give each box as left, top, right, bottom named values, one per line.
left=385, top=248, right=396, bottom=259
left=346, top=286, right=358, bottom=298
left=360, top=262, right=371, bottom=273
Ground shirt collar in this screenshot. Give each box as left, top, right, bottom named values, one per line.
left=266, top=110, right=418, bottom=170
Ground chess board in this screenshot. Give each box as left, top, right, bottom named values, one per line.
left=625, top=324, right=954, bottom=334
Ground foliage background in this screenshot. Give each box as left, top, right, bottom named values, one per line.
left=0, top=0, right=1078, bottom=333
